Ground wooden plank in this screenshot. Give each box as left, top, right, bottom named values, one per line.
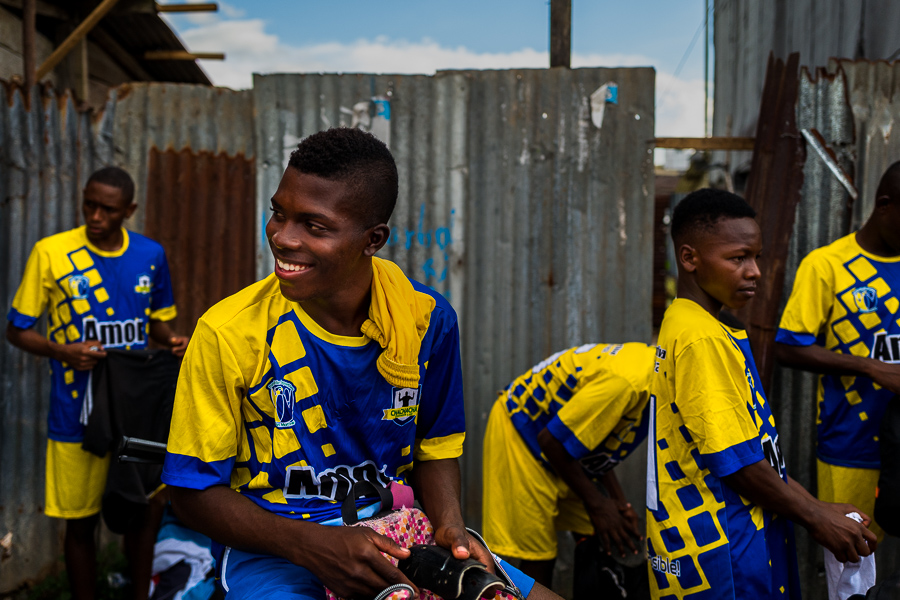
left=156, top=2, right=217, bottom=12
left=653, top=136, right=755, bottom=150
left=36, top=0, right=121, bottom=80
left=144, top=50, right=224, bottom=60
left=549, top=0, right=571, bottom=68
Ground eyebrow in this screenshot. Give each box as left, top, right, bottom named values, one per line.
left=269, top=198, right=332, bottom=222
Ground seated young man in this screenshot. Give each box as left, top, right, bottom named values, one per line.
left=161, top=128, right=554, bottom=600
left=483, top=342, right=653, bottom=588
left=647, top=188, right=876, bottom=600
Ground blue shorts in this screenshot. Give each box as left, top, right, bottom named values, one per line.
left=217, top=547, right=534, bottom=599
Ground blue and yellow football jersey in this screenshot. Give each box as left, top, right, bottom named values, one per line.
left=161, top=273, right=465, bottom=524
left=7, top=226, right=177, bottom=442
left=776, top=233, right=900, bottom=468
left=647, top=299, right=800, bottom=600
left=503, top=342, right=653, bottom=476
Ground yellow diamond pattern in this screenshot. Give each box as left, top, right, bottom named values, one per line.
left=302, top=405, right=328, bottom=434
left=846, top=390, right=863, bottom=405
left=840, top=290, right=859, bottom=313
left=106, top=307, right=115, bottom=316
left=842, top=376, right=856, bottom=390
left=860, top=311, right=882, bottom=329
left=70, top=249, right=94, bottom=270
left=402, top=445, right=411, bottom=456
left=274, top=428, right=301, bottom=459
left=860, top=412, right=869, bottom=421
left=833, top=319, right=861, bottom=344
left=84, top=269, right=102, bottom=286
left=321, top=443, right=336, bottom=457
left=64, top=370, right=74, bottom=384
left=66, top=325, right=80, bottom=341
left=94, top=287, right=109, bottom=303
left=849, top=341, right=869, bottom=357
left=848, top=257, right=877, bottom=281
left=870, top=277, right=891, bottom=296
left=72, top=299, right=90, bottom=315
left=263, top=489, right=287, bottom=504
left=887, top=297, right=900, bottom=313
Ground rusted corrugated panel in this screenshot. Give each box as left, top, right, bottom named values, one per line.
left=253, top=68, right=656, bottom=526
left=110, top=82, right=254, bottom=233
left=0, top=82, right=118, bottom=593
left=143, top=148, right=256, bottom=336
left=737, top=53, right=806, bottom=390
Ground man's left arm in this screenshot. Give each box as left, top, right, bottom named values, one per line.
left=149, top=319, right=189, bottom=357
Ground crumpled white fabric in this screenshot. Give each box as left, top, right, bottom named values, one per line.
left=824, top=512, right=876, bottom=600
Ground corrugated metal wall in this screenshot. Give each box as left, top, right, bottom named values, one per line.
left=253, top=68, right=656, bottom=524
left=2, top=69, right=654, bottom=592
left=0, top=84, right=116, bottom=592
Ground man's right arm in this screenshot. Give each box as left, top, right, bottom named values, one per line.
left=168, top=485, right=416, bottom=598
left=775, top=342, right=900, bottom=395
left=723, top=460, right=876, bottom=562
left=6, top=322, right=106, bottom=370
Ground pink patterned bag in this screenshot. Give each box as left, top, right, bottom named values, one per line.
left=324, top=507, right=518, bottom=600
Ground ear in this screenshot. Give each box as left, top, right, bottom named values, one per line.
left=124, top=202, right=137, bottom=219
left=678, top=243, right=699, bottom=273
left=363, top=224, right=391, bottom=256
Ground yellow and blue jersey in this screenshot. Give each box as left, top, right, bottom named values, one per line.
left=503, top=342, right=653, bottom=476
left=7, top=226, right=176, bottom=442
left=776, top=233, right=900, bottom=468
left=647, top=299, right=800, bottom=600
left=161, top=273, right=465, bottom=524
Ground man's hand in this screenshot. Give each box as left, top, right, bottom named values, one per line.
left=866, top=361, right=900, bottom=395
left=433, top=524, right=495, bottom=572
left=167, top=335, right=189, bottom=357
left=54, top=340, right=106, bottom=370
left=586, top=495, right=641, bottom=558
left=301, top=525, right=416, bottom=598
left=806, top=501, right=877, bottom=563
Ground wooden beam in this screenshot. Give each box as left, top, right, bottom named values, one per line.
left=22, top=0, right=35, bottom=91
left=156, top=2, right=218, bottom=12
left=549, top=0, right=571, bottom=68
left=653, top=137, right=756, bottom=151
left=90, top=26, right=153, bottom=80
left=144, top=50, right=224, bottom=60
left=36, top=0, right=122, bottom=81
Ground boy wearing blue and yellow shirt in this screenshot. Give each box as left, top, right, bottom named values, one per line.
left=483, top=342, right=652, bottom=587
left=776, top=162, right=900, bottom=544
left=161, top=129, right=553, bottom=600
left=6, top=166, right=188, bottom=600
left=647, top=189, right=875, bottom=600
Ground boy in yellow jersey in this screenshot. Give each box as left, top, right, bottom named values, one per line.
left=647, top=188, right=875, bottom=600
left=161, top=129, right=558, bottom=600
left=775, top=162, right=900, bottom=593
left=483, top=342, right=653, bottom=588
left=5, top=166, right=188, bottom=600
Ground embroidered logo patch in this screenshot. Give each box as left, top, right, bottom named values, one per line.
left=268, top=379, right=297, bottom=429
left=853, top=286, right=878, bottom=313
left=383, top=386, right=420, bottom=426
left=134, top=274, right=152, bottom=294
left=68, top=274, right=90, bottom=299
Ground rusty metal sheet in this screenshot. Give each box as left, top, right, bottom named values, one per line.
left=143, top=148, right=256, bottom=336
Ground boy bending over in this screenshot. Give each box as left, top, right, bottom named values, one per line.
left=646, top=189, right=875, bottom=599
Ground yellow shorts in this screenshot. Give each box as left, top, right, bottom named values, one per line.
left=817, top=459, right=883, bottom=541
left=482, top=399, right=593, bottom=561
left=45, top=439, right=110, bottom=520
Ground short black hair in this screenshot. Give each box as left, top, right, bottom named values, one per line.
left=876, top=160, right=900, bottom=200
left=288, top=128, right=398, bottom=227
left=671, top=188, right=756, bottom=245
left=86, top=166, right=135, bottom=205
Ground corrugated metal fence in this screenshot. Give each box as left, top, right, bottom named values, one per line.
left=1, top=69, right=655, bottom=592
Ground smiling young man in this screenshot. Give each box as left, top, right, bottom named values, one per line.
left=646, top=189, right=875, bottom=600
left=6, top=166, right=188, bottom=600
left=160, top=128, right=549, bottom=600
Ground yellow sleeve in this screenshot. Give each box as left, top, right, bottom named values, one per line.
left=677, top=336, right=763, bottom=475
left=776, top=254, right=832, bottom=346
left=9, top=243, right=51, bottom=325
left=553, top=375, right=641, bottom=454
left=166, top=318, right=245, bottom=464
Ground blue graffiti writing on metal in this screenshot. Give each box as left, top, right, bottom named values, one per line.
left=386, top=205, right=454, bottom=289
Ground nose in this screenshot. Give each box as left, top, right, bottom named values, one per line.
left=85, top=205, right=102, bottom=223
left=269, top=220, right=302, bottom=251
left=745, top=258, right=761, bottom=280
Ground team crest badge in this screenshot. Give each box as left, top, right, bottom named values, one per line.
left=267, top=379, right=297, bottom=429
left=134, top=274, right=152, bottom=294
left=383, top=386, right=420, bottom=426
left=68, top=275, right=90, bottom=299
left=853, top=286, right=878, bottom=313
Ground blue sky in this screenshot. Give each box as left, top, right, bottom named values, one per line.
left=160, top=0, right=711, bottom=139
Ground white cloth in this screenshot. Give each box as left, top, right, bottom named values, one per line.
left=824, top=512, right=876, bottom=600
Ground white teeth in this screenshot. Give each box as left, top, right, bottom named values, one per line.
left=277, top=259, right=310, bottom=273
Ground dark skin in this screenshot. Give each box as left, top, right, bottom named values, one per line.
left=170, top=168, right=494, bottom=599
left=5, top=180, right=188, bottom=600
left=776, top=194, right=900, bottom=393
left=676, top=216, right=876, bottom=562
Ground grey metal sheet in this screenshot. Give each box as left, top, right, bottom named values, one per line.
left=253, top=67, right=656, bottom=524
